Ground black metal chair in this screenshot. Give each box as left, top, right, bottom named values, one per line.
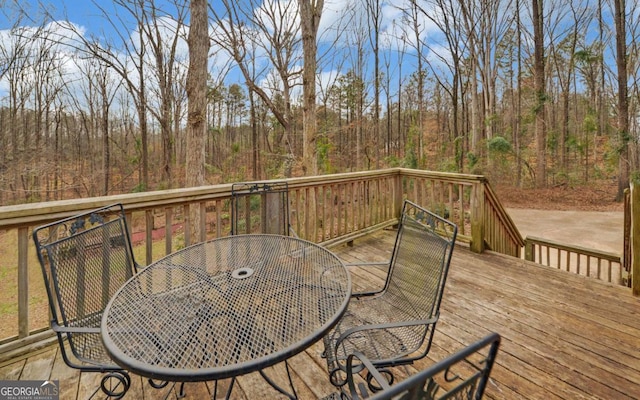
left=230, top=181, right=297, bottom=236
left=325, top=332, right=501, bottom=400
left=33, top=203, right=139, bottom=399
left=323, top=200, right=458, bottom=387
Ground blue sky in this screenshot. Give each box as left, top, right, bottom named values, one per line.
left=2, top=0, right=633, bottom=114
left=0, top=0, right=433, bottom=107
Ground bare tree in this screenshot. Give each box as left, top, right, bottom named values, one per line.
left=403, top=1, right=428, bottom=165
left=211, top=0, right=301, bottom=177
left=1, top=25, right=37, bottom=202
left=342, top=5, right=369, bottom=170
left=614, top=0, right=629, bottom=199
left=532, top=0, right=547, bottom=187
left=57, top=0, right=188, bottom=190
left=546, top=0, right=591, bottom=177
left=186, top=0, right=208, bottom=243
left=298, top=0, right=323, bottom=176
left=413, top=0, right=468, bottom=169
left=74, top=57, right=122, bottom=195
left=459, top=0, right=515, bottom=154
left=364, top=0, right=382, bottom=169
left=131, top=1, right=188, bottom=187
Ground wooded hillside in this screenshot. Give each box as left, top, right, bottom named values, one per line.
left=0, top=0, right=638, bottom=206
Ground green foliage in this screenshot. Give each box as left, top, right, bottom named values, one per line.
left=385, top=155, right=402, bottom=167
left=487, top=136, right=511, bottom=155
left=583, top=113, right=597, bottom=134
left=231, top=143, right=240, bottom=154
left=592, top=165, right=606, bottom=180
left=566, top=135, right=580, bottom=153
left=317, top=135, right=335, bottom=173
left=467, top=152, right=479, bottom=170
left=438, top=159, right=459, bottom=173
left=404, top=147, right=418, bottom=169
left=205, top=163, right=221, bottom=175
left=404, top=126, right=419, bottom=169
left=132, top=182, right=147, bottom=193
left=631, top=171, right=640, bottom=186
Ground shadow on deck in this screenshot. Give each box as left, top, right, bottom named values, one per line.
left=1, top=229, right=639, bottom=399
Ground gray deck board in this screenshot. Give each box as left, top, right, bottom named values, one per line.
left=1, top=229, right=639, bottom=399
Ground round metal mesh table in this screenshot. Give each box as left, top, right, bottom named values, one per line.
left=101, top=234, right=350, bottom=382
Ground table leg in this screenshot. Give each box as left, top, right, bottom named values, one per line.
left=258, top=360, right=298, bottom=399
left=211, top=378, right=236, bottom=400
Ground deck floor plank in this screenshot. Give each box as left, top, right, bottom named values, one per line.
left=0, top=358, right=25, bottom=380
left=49, top=346, right=81, bottom=400
left=2, top=229, right=640, bottom=399
left=450, top=270, right=640, bottom=389
left=19, top=348, right=56, bottom=381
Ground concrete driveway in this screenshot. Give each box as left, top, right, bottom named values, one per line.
left=506, top=208, right=624, bottom=255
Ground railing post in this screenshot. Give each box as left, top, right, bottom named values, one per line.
left=395, top=171, right=404, bottom=219
left=18, top=227, right=29, bottom=338
left=524, top=238, right=534, bottom=262
left=631, top=183, right=640, bottom=296
left=470, top=181, right=486, bottom=253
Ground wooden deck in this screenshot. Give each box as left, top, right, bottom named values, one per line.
left=1, top=229, right=640, bottom=399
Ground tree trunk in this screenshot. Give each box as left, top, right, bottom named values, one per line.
left=614, top=0, right=629, bottom=200
left=298, top=0, right=323, bottom=176
left=515, top=0, right=523, bottom=187
left=532, top=0, right=546, bottom=187
left=186, top=0, right=209, bottom=243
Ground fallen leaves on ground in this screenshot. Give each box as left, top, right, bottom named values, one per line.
left=494, top=181, right=624, bottom=212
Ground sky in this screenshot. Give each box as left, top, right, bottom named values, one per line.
left=1, top=0, right=632, bottom=115
left=0, top=0, right=439, bottom=111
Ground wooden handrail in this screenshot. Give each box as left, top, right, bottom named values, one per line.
left=631, top=183, right=640, bottom=296
left=482, top=182, right=525, bottom=257
left=0, top=168, right=526, bottom=359
left=524, top=235, right=624, bottom=285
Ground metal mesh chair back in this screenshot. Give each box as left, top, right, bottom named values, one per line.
left=326, top=333, right=500, bottom=400
left=33, top=203, right=138, bottom=369
left=231, top=181, right=292, bottom=236
left=323, top=200, right=457, bottom=387
left=381, top=201, right=457, bottom=344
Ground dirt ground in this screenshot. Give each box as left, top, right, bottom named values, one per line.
left=493, top=181, right=625, bottom=212
left=493, top=181, right=625, bottom=254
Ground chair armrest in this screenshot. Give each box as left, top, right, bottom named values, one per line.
left=345, top=261, right=390, bottom=297
left=344, top=261, right=389, bottom=267
left=346, top=351, right=392, bottom=399
left=334, top=316, right=439, bottom=357
left=51, top=321, right=101, bottom=334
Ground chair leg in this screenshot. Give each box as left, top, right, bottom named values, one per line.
left=149, top=379, right=170, bottom=389
left=99, top=371, right=131, bottom=399
left=366, top=368, right=394, bottom=393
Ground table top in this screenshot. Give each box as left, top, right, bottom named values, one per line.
left=101, top=234, right=351, bottom=382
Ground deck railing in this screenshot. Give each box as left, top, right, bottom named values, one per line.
left=628, top=183, right=640, bottom=296
left=524, top=236, right=625, bottom=285
left=0, top=168, right=521, bottom=360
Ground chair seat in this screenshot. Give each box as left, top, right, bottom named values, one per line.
left=69, top=331, right=119, bottom=368
left=323, top=296, right=429, bottom=366
left=323, top=333, right=501, bottom=400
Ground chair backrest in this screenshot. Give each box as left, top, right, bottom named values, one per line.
left=364, top=333, right=501, bottom=400
left=32, top=203, right=137, bottom=362
left=382, top=200, right=458, bottom=324
left=231, top=181, right=292, bottom=236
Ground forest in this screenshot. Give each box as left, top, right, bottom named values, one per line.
left=0, top=0, right=639, bottom=206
